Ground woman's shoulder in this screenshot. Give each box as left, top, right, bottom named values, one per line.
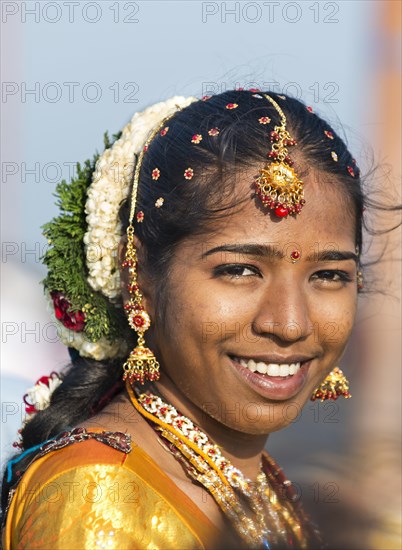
left=4, top=427, right=133, bottom=496
left=3, top=428, right=217, bottom=549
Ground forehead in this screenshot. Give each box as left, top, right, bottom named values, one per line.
left=191, top=171, right=356, bottom=252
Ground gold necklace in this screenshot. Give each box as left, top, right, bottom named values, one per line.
left=126, top=381, right=321, bottom=549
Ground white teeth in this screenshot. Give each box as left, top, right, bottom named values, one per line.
left=289, top=363, right=296, bottom=375
left=249, top=360, right=257, bottom=372
left=239, top=358, right=257, bottom=371
left=267, top=363, right=280, bottom=376
left=235, top=357, right=301, bottom=377
left=279, top=364, right=289, bottom=376
left=256, top=362, right=267, bottom=374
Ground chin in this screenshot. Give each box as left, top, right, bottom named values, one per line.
left=214, top=402, right=303, bottom=436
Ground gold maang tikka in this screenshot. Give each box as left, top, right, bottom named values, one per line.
left=122, top=109, right=181, bottom=385
left=255, top=94, right=305, bottom=218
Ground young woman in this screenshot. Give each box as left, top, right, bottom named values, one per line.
left=1, top=90, right=376, bottom=549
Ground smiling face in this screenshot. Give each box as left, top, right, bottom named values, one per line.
left=141, top=169, right=359, bottom=435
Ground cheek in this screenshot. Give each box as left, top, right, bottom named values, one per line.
left=158, top=282, right=214, bottom=358
left=170, top=280, right=246, bottom=339
left=159, top=283, right=254, bottom=391
left=311, top=293, right=356, bottom=349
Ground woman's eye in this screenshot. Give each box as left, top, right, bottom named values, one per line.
left=213, top=264, right=260, bottom=280
left=311, top=270, right=352, bottom=285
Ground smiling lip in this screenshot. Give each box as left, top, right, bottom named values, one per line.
left=229, top=355, right=313, bottom=401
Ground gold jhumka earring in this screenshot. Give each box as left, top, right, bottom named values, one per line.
left=311, top=367, right=351, bottom=401
left=121, top=111, right=180, bottom=385
left=121, top=230, right=160, bottom=385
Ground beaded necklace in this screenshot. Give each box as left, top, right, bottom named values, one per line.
left=126, top=381, right=322, bottom=549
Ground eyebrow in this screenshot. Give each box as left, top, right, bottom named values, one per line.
left=201, top=244, right=358, bottom=264
left=306, top=250, right=358, bottom=263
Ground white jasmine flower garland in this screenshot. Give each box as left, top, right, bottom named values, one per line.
left=84, top=96, right=197, bottom=302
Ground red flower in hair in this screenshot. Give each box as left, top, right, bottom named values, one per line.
left=50, top=291, right=85, bottom=331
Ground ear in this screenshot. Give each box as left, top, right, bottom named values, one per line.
left=118, top=234, right=156, bottom=319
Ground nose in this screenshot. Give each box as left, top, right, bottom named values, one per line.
left=252, top=276, right=314, bottom=343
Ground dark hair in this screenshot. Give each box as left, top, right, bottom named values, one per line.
left=1, top=90, right=398, bottom=516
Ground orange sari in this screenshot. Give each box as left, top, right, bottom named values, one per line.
left=3, top=429, right=222, bottom=549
